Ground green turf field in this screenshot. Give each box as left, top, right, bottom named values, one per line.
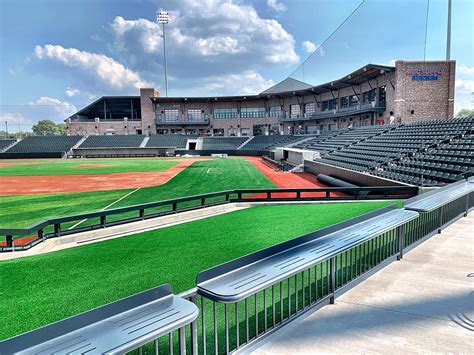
left=0, top=201, right=398, bottom=340
left=0, top=158, right=178, bottom=176
left=0, top=158, right=275, bottom=229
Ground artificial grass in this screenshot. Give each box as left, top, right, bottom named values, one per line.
left=0, top=201, right=397, bottom=340
left=0, top=158, right=275, bottom=229
left=0, top=158, right=178, bottom=176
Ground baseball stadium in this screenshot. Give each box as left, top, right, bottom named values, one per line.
left=0, top=0, right=473, bottom=354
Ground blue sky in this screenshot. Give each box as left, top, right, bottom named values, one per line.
left=1, top=0, right=473, bottom=131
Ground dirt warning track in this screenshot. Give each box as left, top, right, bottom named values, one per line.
left=0, top=159, right=199, bottom=196
left=245, top=156, right=345, bottom=198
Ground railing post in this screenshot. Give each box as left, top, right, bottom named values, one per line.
left=190, top=295, right=198, bottom=355
left=6, top=235, right=13, bottom=248
left=172, top=203, right=177, bottom=212
left=139, top=209, right=145, bottom=220
left=330, top=257, right=336, bottom=304
left=200, top=197, right=205, bottom=206
left=38, top=229, right=44, bottom=241
left=179, top=327, right=186, bottom=354
left=100, top=215, right=107, bottom=228
left=225, top=194, right=230, bottom=202
left=438, top=206, right=443, bottom=233
left=54, top=223, right=61, bottom=237
left=326, top=191, right=330, bottom=199
left=296, top=191, right=301, bottom=200
left=397, top=224, right=405, bottom=260
left=266, top=191, right=271, bottom=200
left=238, top=192, right=242, bottom=201
left=464, top=194, right=469, bottom=217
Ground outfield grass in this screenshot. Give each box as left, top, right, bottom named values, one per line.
left=0, top=158, right=179, bottom=176
left=0, top=201, right=399, bottom=340
left=0, top=158, right=275, bottom=229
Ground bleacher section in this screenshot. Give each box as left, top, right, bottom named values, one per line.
left=0, top=139, right=16, bottom=151
left=146, top=134, right=196, bottom=149
left=292, top=130, right=345, bottom=150
left=3, top=136, right=82, bottom=156
left=241, top=135, right=307, bottom=150
left=311, top=118, right=474, bottom=186
left=78, top=135, right=145, bottom=148
left=202, top=137, right=248, bottom=150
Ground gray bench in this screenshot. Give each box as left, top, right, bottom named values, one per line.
left=0, top=284, right=198, bottom=355
left=404, top=179, right=474, bottom=213
left=197, top=206, right=418, bottom=303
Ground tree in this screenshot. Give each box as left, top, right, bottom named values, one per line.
left=455, top=108, right=474, bottom=119
left=31, top=120, right=66, bottom=135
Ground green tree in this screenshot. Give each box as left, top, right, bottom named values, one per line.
left=455, top=108, right=474, bottom=119
left=31, top=120, right=66, bottom=135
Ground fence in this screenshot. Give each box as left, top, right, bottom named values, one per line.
left=0, top=186, right=418, bottom=252
left=0, top=179, right=472, bottom=354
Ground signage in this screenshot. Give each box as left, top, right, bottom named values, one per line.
left=406, top=68, right=443, bottom=81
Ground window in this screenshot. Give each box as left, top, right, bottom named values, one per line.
left=213, top=108, right=237, bottom=119
left=379, top=86, right=386, bottom=106
left=362, top=89, right=376, bottom=103
left=321, top=99, right=337, bottom=111
left=241, top=107, right=266, bottom=118
left=228, top=128, right=237, bottom=136
left=290, top=104, right=301, bottom=118
left=164, top=109, right=179, bottom=121
left=340, top=95, right=358, bottom=108
left=241, top=128, right=250, bottom=136
left=269, top=106, right=282, bottom=117
left=187, top=109, right=203, bottom=121
left=305, top=102, right=316, bottom=115
left=213, top=128, right=225, bottom=136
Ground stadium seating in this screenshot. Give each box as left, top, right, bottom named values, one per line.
left=4, top=136, right=82, bottom=154
left=0, top=139, right=16, bottom=151
left=146, top=134, right=197, bottom=149
left=202, top=136, right=249, bottom=150
left=313, top=117, right=474, bottom=185
left=241, top=135, right=308, bottom=150
left=78, top=135, right=145, bottom=148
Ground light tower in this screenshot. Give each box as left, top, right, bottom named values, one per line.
left=157, top=10, right=170, bottom=97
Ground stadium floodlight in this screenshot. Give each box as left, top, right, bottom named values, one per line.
left=157, top=10, right=170, bottom=97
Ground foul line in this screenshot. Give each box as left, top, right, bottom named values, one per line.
left=68, top=187, right=142, bottom=230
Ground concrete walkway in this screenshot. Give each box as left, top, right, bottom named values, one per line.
left=244, top=213, right=474, bottom=354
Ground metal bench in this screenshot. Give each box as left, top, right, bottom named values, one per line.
left=404, top=179, right=474, bottom=213
left=0, top=284, right=198, bottom=355
left=197, top=206, right=418, bottom=303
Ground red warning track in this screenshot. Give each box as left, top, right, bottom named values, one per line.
left=244, top=157, right=344, bottom=198
left=0, top=159, right=200, bottom=196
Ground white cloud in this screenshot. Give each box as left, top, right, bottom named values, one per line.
left=109, top=0, right=298, bottom=80
left=0, top=112, right=27, bottom=123
left=458, top=64, right=474, bottom=76
left=34, top=44, right=154, bottom=93
left=65, top=87, right=96, bottom=100
left=302, top=40, right=324, bottom=55
left=266, top=0, right=286, bottom=12
left=27, top=96, right=77, bottom=120
left=201, top=70, right=274, bottom=96
left=455, top=79, right=474, bottom=94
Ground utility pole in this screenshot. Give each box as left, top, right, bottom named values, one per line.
left=446, top=0, right=452, bottom=60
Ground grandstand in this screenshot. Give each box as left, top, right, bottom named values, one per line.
left=146, top=134, right=197, bottom=149
left=0, top=139, right=16, bottom=152
left=78, top=135, right=145, bottom=148
left=0, top=136, right=82, bottom=157
left=241, top=135, right=308, bottom=150
left=202, top=136, right=249, bottom=150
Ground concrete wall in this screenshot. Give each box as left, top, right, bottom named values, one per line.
left=304, top=160, right=410, bottom=187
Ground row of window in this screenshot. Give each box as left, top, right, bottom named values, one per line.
left=160, top=87, right=385, bottom=120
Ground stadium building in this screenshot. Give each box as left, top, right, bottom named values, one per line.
left=66, top=60, right=456, bottom=137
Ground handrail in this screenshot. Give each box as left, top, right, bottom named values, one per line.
left=1, top=185, right=418, bottom=251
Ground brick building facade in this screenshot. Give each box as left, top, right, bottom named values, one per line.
left=66, top=60, right=455, bottom=136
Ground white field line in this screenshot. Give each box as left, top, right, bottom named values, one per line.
left=68, top=187, right=142, bottom=230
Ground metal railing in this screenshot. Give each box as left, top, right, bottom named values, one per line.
left=2, top=180, right=472, bottom=354
left=0, top=186, right=418, bottom=252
